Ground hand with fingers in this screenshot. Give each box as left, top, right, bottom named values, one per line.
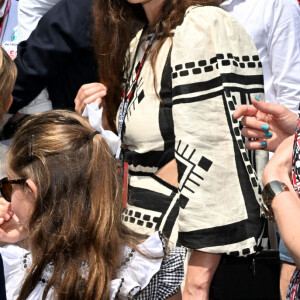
left=0, top=197, right=14, bottom=225
left=0, top=198, right=26, bottom=244
left=0, top=214, right=26, bottom=244
left=74, top=82, right=107, bottom=114
left=233, top=96, right=298, bottom=152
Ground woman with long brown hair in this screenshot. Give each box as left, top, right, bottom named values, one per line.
left=0, top=110, right=185, bottom=299
left=75, top=0, right=267, bottom=298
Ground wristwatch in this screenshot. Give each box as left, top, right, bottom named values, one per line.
left=262, top=180, right=290, bottom=222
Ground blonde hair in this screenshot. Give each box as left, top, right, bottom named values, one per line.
left=0, top=46, right=17, bottom=122
left=8, top=110, right=145, bottom=300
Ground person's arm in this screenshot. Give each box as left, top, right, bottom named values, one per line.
left=262, top=136, right=300, bottom=267
left=18, top=0, right=60, bottom=42
left=267, top=0, right=300, bottom=113
left=10, top=0, right=94, bottom=113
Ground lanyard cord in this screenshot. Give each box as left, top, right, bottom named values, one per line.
left=0, top=0, right=11, bottom=39
left=118, top=26, right=156, bottom=207
left=118, top=26, right=156, bottom=143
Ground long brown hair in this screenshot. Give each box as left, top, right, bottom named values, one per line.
left=7, top=110, right=144, bottom=300
left=93, top=0, right=221, bottom=128
left=0, top=46, right=17, bottom=123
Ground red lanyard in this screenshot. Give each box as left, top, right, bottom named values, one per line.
left=118, top=27, right=156, bottom=208
left=117, top=30, right=156, bottom=143
left=0, top=0, right=11, bottom=39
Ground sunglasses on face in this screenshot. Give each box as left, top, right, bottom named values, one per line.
left=0, top=177, right=27, bottom=202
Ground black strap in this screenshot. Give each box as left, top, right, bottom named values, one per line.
left=0, top=254, right=7, bottom=300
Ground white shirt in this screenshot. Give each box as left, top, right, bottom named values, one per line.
left=1, top=232, right=185, bottom=300
left=18, top=0, right=60, bottom=41
left=221, top=0, right=300, bottom=113
left=16, top=0, right=60, bottom=114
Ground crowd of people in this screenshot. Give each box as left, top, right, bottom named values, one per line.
left=0, top=0, right=300, bottom=299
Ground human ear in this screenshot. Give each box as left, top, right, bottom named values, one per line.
left=25, top=179, right=38, bottom=200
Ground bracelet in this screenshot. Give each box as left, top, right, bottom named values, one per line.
left=262, top=180, right=290, bottom=222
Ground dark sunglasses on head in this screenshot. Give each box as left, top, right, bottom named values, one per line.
left=0, top=177, right=27, bottom=202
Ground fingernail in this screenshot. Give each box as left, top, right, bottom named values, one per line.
left=4, top=214, right=10, bottom=221
left=254, top=96, right=260, bottom=101
left=261, top=125, right=269, bottom=131
left=8, top=210, right=14, bottom=216
left=265, top=132, right=273, bottom=138
left=0, top=218, right=4, bottom=224
left=261, top=141, right=267, bottom=147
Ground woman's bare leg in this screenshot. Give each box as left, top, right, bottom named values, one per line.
left=183, top=250, right=221, bottom=300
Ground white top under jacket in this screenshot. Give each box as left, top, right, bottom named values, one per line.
left=1, top=232, right=185, bottom=299
left=221, top=0, right=300, bottom=113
